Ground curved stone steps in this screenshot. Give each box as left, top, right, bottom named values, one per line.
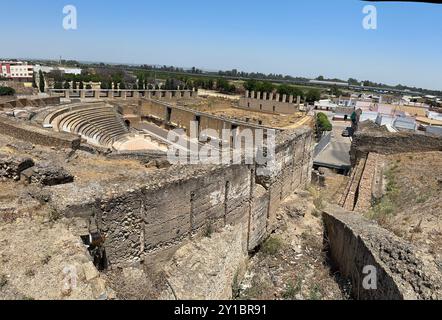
left=45, top=103, right=130, bottom=148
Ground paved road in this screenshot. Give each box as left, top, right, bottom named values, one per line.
left=313, top=119, right=352, bottom=171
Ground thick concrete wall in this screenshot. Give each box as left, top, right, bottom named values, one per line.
left=238, top=91, right=300, bottom=115
left=0, top=116, right=81, bottom=149
left=323, top=206, right=442, bottom=300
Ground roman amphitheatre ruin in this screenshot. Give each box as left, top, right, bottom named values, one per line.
left=0, top=88, right=441, bottom=300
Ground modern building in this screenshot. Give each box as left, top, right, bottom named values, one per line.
left=375, top=114, right=395, bottom=127
left=33, top=65, right=82, bottom=75
left=0, top=61, right=34, bottom=80
left=393, top=116, right=417, bottom=132
left=314, top=99, right=338, bottom=111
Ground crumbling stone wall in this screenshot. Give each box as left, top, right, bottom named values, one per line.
left=351, top=130, right=442, bottom=166
left=0, top=97, right=60, bottom=110
left=0, top=116, right=81, bottom=150
left=21, top=162, right=74, bottom=186
left=0, top=153, right=34, bottom=181
left=50, top=127, right=314, bottom=268
left=323, top=206, right=442, bottom=300
left=139, top=99, right=277, bottom=138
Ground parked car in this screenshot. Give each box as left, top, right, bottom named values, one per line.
left=341, top=129, right=350, bottom=137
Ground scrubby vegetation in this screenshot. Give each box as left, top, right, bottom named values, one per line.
left=316, top=112, right=332, bottom=134
left=366, top=163, right=400, bottom=224
left=0, top=86, right=15, bottom=96
left=260, top=236, right=282, bottom=256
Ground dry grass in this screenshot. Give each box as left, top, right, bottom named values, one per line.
left=365, top=152, right=442, bottom=259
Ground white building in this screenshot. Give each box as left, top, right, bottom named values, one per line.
left=376, top=114, right=395, bottom=127
left=0, top=61, right=34, bottom=79
left=314, top=99, right=338, bottom=111
left=33, top=65, right=82, bottom=75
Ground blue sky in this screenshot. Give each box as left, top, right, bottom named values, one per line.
left=1, top=0, right=441, bottom=90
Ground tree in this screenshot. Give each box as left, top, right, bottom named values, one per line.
left=79, top=81, right=84, bottom=90
left=277, top=84, right=303, bottom=98
left=72, top=80, right=77, bottom=90
left=348, top=78, right=360, bottom=86
left=32, top=73, right=38, bottom=88
left=54, top=81, right=63, bottom=90
left=316, top=112, right=332, bottom=135
left=138, top=73, right=145, bottom=90
left=86, top=84, right=92, bottom=90
left=0, top=86, right=15, bottom=96
left=64, top=81, right=71, bottom=89
left=119, top=81, right=126, bottom=90
left=39, top=70, right=45, bottom=93
left=305, top=89, right=321, bottom=103
left=330, top=85, right=342, bottom=97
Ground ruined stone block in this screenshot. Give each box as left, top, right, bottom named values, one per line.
left=21, top=162, right=74, bottom=186
left=0, top=153, right=34, bottom=181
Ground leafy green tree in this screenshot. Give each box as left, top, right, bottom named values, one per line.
left=32, top=73, right=38, bottom=88
left=330, top=85, right=342, bottom=97
left=316, top=112, right=332, bottom=135
left=54, top=81, right=63, bottom=90
left=39, top=70, right=45, bottom=93
left=0, top=86, right=15, bottom=96
left=79, top=81, right=84, bottom=90
left=348, top=78, right=360, bottom=86
left=256, top=81, right=275, bottom=93
left=119, top=81, right=126, bottom=90
left=86, top=84, right=92, bottom=90
left=72, top=80, right=77, bottom=90
left=138, top=73, right=145, bottom=90
left=64, top=81, right=70, bottom=89
left=306, top=89, right=321, bottom=103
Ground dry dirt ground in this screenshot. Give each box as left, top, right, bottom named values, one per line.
left=172, top=97, right=309, bottom=129
left=236, top=180, right=350, bottom=300
left=365, top=151, right=442, bottom=269
left=0, top=207, right=114, bottom=300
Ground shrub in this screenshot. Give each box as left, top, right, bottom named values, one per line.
left=316, top=112, right=332, bottom=132
left=282, top=278, right=303, bottom=300
left=0, top=86, right=15, bottom=96
left=261, top=236, right=282, bottom=256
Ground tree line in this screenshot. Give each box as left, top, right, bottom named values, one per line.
left=243, top=79, right=321, bottom=103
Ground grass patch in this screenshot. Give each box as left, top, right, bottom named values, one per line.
left=203, top=222, right=213, bottom=238
left=416, top=194, right=429, bottom=204
left=308, top=284, right=323, bottom=300
left=282, top=278, right=303, bottom=300
left=366, top=164, right=400, bottom=223
left=261, top=236, right=282, bottom=256
left=240, top=277, right=270, bottom=300
left=232, top=271, right=241, bottom=299
left=308, top=185, right=325, bottom=211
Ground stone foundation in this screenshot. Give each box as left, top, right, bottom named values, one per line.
left=323, top=206, right=442, bottom=300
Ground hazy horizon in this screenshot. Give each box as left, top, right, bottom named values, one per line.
left=1, top=0, right=441, bottom=91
